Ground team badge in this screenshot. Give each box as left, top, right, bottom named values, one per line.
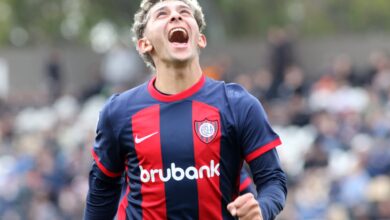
left=194, top=119, right=219, bottom=144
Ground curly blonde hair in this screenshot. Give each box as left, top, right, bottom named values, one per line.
left=132, top=0, right=206, bottom=68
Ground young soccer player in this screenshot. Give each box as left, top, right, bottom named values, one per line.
left=84, top=0, right=287, bottom=219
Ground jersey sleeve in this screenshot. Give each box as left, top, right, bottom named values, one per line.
left=229, top=84, right=282, bottom=163
left=239, top=167, right=256, bottom=196
left=249, top=149, right=287, bottom=220
left=91, top=94, right=125, bottom=178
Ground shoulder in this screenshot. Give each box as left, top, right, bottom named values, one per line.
left=203, top=77, right=225, bottom=91
left=223, top=82, right=270, bottom=125
left=225, top=82, right=249, bottom=97
left=100, top=82, right=149, bottom=128
left=202, top=78, right=261, bottom=113
left=224, top=82, right=260, bottom=107
left=204, top=77, right=253, bottom=101
left=105, top=82, right=148, bottom=114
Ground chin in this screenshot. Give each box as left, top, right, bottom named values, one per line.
left=170, top=58, right=191, bottom=66
left=170, top=53, right=195, bottom=63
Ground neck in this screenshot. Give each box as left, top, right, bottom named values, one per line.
left=153, top=58, right=203, bottom=94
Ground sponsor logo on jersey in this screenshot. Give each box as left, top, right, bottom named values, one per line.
left=140, top=160, right=220, bottom=183
left=134, top=132, right=158, bottom=144
left=194, top=119, right=218, bottom=143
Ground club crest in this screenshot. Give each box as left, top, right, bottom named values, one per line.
left=194, top=119, right=219, bottom=144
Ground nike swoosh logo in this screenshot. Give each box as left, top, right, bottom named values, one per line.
left=135, top=132, right=158, bottom=144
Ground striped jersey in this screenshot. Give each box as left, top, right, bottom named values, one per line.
left=89, top=75, right=282, bottom=220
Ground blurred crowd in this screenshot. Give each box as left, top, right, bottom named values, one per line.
left=229, top=31, right=390, bottom=219
left=230, top=50, right=390, bottom=219
left=1, top=33, right=390, bottom=220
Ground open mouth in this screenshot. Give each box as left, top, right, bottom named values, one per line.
left=168, top=27, right=189, bottom=44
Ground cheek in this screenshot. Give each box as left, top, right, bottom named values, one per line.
left=146, top=24, right=165, bottom=42
left=151, top=34, right=165, bottom=48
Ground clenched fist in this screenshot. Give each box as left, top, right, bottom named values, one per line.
left=227, top=193, right=263, bottom=220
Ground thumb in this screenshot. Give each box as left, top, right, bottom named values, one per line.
left=227, top=202, right=237, bottom=216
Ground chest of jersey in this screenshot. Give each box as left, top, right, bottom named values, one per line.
left=127, top=100, right=234, bottom=219
left=131, top=100, right=222, bottom=172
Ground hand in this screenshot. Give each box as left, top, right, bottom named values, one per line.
left=227, top=193, right=263, bottom=220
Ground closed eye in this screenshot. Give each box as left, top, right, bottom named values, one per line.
left=180, top=9, right=192, bottom=15
left=156, top=10, right=168, bottom=18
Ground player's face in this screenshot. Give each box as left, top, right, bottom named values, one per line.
left=138, top=0, right=206, bottom=66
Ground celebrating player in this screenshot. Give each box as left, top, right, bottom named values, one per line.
left=84, top=0, right=287, bottom=219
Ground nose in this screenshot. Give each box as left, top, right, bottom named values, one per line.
left=170, top=11, right=182, bottom=22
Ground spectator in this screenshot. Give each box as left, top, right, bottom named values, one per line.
left=45, top=50, right=64, bottom=104
left=267, top=27, right=294, bottom=97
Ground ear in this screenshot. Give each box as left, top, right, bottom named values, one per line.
left=197, top=34, right=207, bottom=49
left=137, top=37, right=153, bottom=54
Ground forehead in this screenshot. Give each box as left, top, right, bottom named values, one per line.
left=149, top=0, right=192, bottom=14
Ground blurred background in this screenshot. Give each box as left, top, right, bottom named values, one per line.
left=1, top=0, right=390, bottom=219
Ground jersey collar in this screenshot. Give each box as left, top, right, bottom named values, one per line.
left=148, top=74, right=205, bottom=102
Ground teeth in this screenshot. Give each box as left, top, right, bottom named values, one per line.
left=169, top=27, right=188, bottom=39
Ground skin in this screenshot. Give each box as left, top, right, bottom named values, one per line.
left=227, top=193, right=263, bottom=220
left=138, top=0, right=206, bottom=94
left=138, top=1, right=263, bottom=219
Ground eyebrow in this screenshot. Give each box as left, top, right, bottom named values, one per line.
left=176, top=4, right=192, bottom=11
left=152, top=6, right=168, bottom=15
left=151, top=4, right=192, bottom=16
left=146, top=5, right=167, bottom=21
